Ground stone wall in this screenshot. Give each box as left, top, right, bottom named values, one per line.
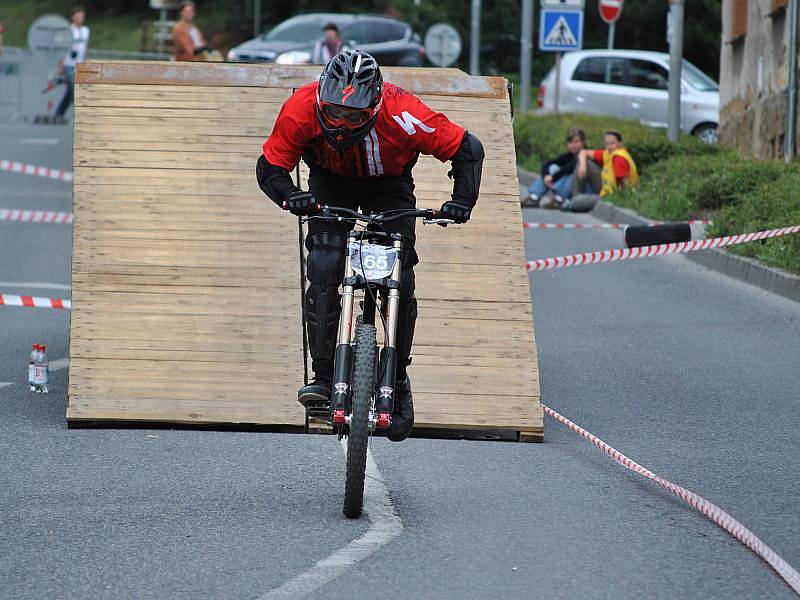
left=719, top=0, right=794, bottom=158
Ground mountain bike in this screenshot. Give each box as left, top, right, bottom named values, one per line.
left=302, top=205, right=453, bottom=518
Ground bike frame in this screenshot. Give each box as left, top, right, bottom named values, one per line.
left=302, top=205, right=451, bottom=433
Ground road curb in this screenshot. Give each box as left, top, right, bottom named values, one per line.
left=517, top=166, right=800, bottom=303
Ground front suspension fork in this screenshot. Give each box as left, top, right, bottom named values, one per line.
left=376, top=237, right=403, bottom=416
left=331, top=250, right=355, bottom=423
left=331, top=237, right=403, bottom=426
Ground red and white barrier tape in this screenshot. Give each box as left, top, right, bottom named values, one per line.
left=543, top=403, right=800, bottom=595
left=0, top=294, right=71, bottom=309
left=523, top=220, right=711, bottom=230
left=0, top=209, right=73, bottom=224
left=527, top=225, right=800, bottom=271
left=0, top=159, right=73, bottom=182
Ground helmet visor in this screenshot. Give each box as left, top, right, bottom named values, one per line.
left=321, top=102, right=371, bottom=128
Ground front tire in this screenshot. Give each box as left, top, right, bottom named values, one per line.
left=693, top=123, right=718, bottom=144
left=343, top=323, right=377, bottom=519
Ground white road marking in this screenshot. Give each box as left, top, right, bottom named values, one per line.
left=0, top=282, right=71, bottom=290
left=21, top=138, right=60, bottom=145
left=259, top=441, right=403, bottom=599
left=0, top=382, right=13, bottom=389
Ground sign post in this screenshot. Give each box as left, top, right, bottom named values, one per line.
left=424, top=23, right=462, bottom=68
left=667, top=0, right=684, bottom=143
left=598, top=0, right=623, bottom=49
left=539, top=2, right=584, bottom=113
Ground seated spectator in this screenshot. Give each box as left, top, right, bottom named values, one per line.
left=566, top=130, right=639, bottom=212
left=522, top=127, right=586, bottom=208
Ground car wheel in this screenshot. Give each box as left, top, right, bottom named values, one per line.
left=693, top=124, right=718, bottom=145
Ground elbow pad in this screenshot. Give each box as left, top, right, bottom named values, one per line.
left=449, top=132, right=484, bottom=209
left=256, top=154, right=300, bottom=207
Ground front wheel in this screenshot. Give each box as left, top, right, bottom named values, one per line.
left=693, top=123, right=718, bottom=145
left=343, top=323, right=377, bottom=519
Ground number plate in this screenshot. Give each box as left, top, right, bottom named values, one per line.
left=349, top=241, right=398, bottom=282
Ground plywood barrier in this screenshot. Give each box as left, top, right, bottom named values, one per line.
left=67, top=61, right=543, bottom=441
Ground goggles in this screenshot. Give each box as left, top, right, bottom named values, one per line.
left=320, top=102, right=371, bottom=128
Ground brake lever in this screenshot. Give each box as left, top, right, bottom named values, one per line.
left=423, top=218, right=456, bottom=227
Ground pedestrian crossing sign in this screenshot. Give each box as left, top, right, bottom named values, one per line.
left=539, top=9, right=583, bottom=52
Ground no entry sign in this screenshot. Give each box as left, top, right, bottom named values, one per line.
left=599, top=0, right=623, bottom=24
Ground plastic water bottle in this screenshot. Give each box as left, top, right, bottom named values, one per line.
left=34, top=344, right=49, bottom=394
left=28, top=344, right=38, bottom=392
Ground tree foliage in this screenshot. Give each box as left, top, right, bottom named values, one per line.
left=47, top=0, right=721, bottom=79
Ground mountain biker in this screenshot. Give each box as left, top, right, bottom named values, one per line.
left=256, top=49, right=484, bottom=442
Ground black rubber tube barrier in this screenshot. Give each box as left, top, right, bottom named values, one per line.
left=625, top=223, right=691, bottom=248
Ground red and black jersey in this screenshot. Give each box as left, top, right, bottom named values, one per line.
left=263, top=82, right=465, bottom=178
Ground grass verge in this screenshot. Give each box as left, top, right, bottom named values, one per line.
left=514, top=112, right=800, bottom=274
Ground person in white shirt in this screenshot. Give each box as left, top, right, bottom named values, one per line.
left=55, top=7, right=89, bottom=121
left=311, top=23, right=345, bottom=65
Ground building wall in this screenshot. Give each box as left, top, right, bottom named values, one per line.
left=719, top=0, right=793, bottom=158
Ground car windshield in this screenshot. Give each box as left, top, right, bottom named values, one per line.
left=264, top=17, right=330, bottom=41
left=682, top=60, right=718, bottom=91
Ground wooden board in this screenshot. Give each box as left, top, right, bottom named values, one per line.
left=67, top=61, right=543, bottom=441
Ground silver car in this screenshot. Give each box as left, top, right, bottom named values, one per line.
left=536, top=49, right=719, bottom=143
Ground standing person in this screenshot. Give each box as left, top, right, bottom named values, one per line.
left=0, top=18, right=5, bottom=55
left=172, top=1, right=213, bottom=61
left=256, top=50, right=484, bottom=442
left=523, top=127, right=587, bottom=208
left=54, top=7, right=89, bottom=123
left=311, top=23, right=344, bottom=64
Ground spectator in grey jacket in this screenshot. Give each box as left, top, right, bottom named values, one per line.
left=523, top=127, right=587, bottom=208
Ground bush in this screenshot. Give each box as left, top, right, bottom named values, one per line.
left=611, top=152, right=790, bottom=221
left=709, top=171, right=800, bottom=273
left=513, top=113, right=800, bottom=274
left=513, top=112, right=718, bottom=174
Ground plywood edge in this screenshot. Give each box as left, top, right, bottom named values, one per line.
left=76, top=62, right=509, bottom=99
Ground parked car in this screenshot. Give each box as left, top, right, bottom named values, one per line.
left=537, top=50, right=720, bottom=143
left=227, top=13, right=424, bottom=67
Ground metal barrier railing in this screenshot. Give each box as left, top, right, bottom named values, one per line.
left=87, top=48, right=172, bottom=61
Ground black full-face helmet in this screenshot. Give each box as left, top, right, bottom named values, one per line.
left=316, top=49, right=383, bottom=151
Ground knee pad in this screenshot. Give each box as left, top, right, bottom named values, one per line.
left=305, top=284, right=341, bottom=363
left=306, top=231, right=346, bottom=285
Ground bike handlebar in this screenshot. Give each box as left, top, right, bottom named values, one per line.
left=309, top=205, right=452, bottom=226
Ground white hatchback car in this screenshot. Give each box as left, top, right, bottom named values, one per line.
left=536, top=50, right=720, bottom=143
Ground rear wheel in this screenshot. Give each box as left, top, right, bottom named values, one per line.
left=343, top=323, right=377, bottom=519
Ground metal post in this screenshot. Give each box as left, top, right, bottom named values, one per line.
left=470, top=0, right=481, bottom=75
left=554, top=52, right=561, bottom=113
left=253, top=0, right=262, bottom=37
left=157, top=8, right=167, bottom=55
left=607, top=23, right=615, bottom=49
left=667, top=0, right=684, bottom=143
left=786, top=0, right=799, bottom=162
left=520, top=0, right=534, bottom=112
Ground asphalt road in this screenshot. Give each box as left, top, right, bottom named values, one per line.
left=1, top=63, right=799, bottom=599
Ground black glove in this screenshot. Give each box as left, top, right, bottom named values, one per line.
left=439, top=200, right=472, bottom=224
left=282, top=190, right=318, bottom=216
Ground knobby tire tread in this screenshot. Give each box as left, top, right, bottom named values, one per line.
left=343, top=323, right=376, bottom=519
